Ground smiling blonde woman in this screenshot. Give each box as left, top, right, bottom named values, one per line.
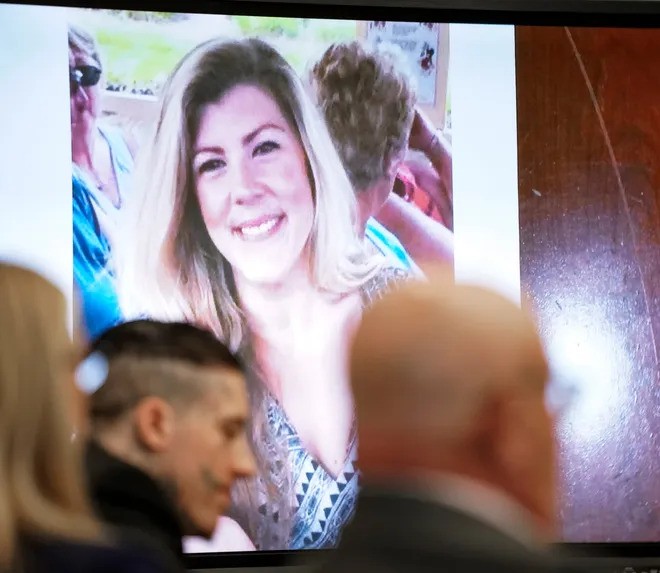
left=114, top=38, right=411, bottom=551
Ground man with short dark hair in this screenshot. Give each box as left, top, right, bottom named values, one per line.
left=81, top=320, right=256, bottom=572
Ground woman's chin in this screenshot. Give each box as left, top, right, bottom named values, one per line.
left=227, top=246, right=311, bottom=289
left=235, top=266, right=292, bottom=288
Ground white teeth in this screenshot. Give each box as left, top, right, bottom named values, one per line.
left=239, top=217, right=278, bottom=237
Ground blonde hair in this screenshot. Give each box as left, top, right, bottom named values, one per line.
left=68, top=24, right=102, bottom=69
left=114, top=37, right=381, bottom=548
left=309, top=41, right=417, bottom=193
left=0, top=263, right=101, bottom=567
left=116, top=37, right=379, bottom=347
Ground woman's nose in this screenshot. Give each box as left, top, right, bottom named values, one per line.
left=229, top=162, right=263, bottom=206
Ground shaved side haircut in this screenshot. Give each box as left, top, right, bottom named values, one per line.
left=85, top=320, right=243, bottom=428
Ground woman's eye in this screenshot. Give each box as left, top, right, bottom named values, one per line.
left=197, top=158, right=225, bottom=175
left=253, top=140, right=280, bottom=157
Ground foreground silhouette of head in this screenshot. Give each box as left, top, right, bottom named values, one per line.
left=350, top=272, right=556, bottom=537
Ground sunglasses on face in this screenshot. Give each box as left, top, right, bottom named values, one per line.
left=70, top=65, right=102, bottom=93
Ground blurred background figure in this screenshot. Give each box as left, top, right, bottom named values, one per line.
left=309, top=41, right=454, bottom=269
left=322, top=272, right=575, bottom=573
left=82, top=320, right=257, bottom=570
left=0, top=263, right=161, bottom=573
left=70, top=24, right=136, bottom=339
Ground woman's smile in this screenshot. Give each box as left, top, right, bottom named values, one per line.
left=232, top=213, right=286, bottom=241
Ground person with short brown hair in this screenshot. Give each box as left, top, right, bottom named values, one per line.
left=310, top=41, right=454, bottom=269
left=311, top=41, right=417, bottom=215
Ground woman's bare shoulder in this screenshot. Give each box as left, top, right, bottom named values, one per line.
left=360, top=265, right=411, bottom=308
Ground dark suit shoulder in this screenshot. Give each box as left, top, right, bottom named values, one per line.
left=84, top=442, right=185, bottom=573
left=19, top=535, right=163, bottom=573
left=322, top=490, right=583, bottom=573
left=320, top=542, right=582, bottom=573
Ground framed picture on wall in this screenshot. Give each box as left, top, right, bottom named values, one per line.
left=357, top=20, right=450, bottom=129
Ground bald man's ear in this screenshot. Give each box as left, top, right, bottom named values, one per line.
left=133, top=397, right=177, bottom=453
left=468, top=393, right=505, bottom=465
left=490, top=390, right=539, bottom=480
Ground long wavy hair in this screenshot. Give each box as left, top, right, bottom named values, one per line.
left=115, top=37, right=381, bottom=548
left=0, top=264, right=102, bottom=567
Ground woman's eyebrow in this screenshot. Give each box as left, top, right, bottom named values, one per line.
left=242, top=122, right=285, bottom=146
left=195, top=123, right=285, bottom=155
left=194, top=144, right=225, bottom=156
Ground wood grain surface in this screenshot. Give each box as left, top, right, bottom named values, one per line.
left=516, top=26, right=660, bottom=542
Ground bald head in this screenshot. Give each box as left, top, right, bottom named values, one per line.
left=351, top=275, right=556, bottom=533
left=352, top=279, right=547, bottom=437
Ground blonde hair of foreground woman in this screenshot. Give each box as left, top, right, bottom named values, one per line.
left=0, top=263, right=101, bottom=568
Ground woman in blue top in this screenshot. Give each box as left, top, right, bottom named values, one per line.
left=69, top=24, right=134, bottom=339
left=73, top=175, right=120, bottom=340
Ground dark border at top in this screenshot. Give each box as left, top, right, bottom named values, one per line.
left=7, top=0, right=660, bottom=26
left=6, top=0, right=659, bottom=566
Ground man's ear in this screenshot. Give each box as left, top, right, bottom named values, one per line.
left=133, top=396, right=176, bottom=453
left=489, top=391, right=536, bottom=479
left=465, top=393, right=503, bottom=466
left=387, top=148, right=407, bottom=180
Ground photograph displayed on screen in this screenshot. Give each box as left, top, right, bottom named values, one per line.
left=68, top=9, right=454, bottom=552
left=2, top=0, right=658, bottom=557
left=516, top=26, right=660, bottom=542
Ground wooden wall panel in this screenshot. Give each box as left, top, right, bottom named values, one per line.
left=516, top=26, right=660, bottom=542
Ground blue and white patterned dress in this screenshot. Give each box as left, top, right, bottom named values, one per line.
left=285, top=267, right=410, bottom=549
left=267, top=393, right=359, bottom=549
left=231, top=266, right=410, bottom=550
